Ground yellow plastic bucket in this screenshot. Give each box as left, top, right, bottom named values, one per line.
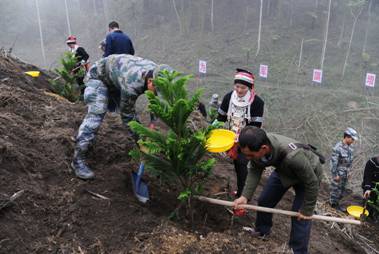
left=206, top=129, right=236, bottom=153
left=24, top=71, right=40, bottom=78
left=346, top=205, right=369, bottom=219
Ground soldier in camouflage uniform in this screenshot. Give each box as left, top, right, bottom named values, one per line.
left=329, top=127, right=358, bottom=209
left=71, top=54, right=173, bottom=180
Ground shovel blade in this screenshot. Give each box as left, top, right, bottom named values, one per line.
left=131, top=164, right=149, bottom=203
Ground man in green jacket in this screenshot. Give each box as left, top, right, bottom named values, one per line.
left=233, top=126, right=323, bottom=254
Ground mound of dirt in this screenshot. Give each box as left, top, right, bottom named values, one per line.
left=0, top=55, right=378, bottom=253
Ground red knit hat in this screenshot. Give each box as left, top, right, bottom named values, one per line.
left=66, top=35, right=77, bottom=44
left=234, top=68, right=255, bottom=88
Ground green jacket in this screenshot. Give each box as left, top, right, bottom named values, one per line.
left=241, top=133, right=323, bottom=216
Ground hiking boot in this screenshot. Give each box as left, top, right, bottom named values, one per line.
left=71, top=151, right=95, bottom=180
left=243, top=227, right=270, bottom=239
left=330, top=202, right=344, bottom=212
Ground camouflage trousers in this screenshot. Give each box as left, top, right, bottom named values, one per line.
left=330, top=170, right=348, bottom=205
left=75, top=79, right=108, bottom=154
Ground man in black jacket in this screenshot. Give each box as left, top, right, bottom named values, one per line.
left=362, top=156, right=379, bottom=220
left=217, top=68, right=264, bottom=197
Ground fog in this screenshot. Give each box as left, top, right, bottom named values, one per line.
left=1, top=0, right=379, bottom=80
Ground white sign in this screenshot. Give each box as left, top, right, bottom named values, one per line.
left=199, top=60, right=207, bottom=74
left=312, top=69, right=323, bottom=83
left=259, top=64, right=268, bottom=78
left=365, top=73, right=376, bottom=87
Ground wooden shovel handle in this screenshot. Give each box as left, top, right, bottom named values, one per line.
left=195, top=196, right=361, bottom=225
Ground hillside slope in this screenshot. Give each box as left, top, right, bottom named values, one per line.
left=0, top=55, right=378, bottom=253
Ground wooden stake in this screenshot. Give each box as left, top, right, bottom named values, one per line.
left=85, top=190, right=110, bottom=200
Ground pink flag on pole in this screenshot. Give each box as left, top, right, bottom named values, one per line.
left=365, top=73, right=376, bottom=87
left=312, top=69, right=322, bottom=83
left=259, top=64, right=268, bottom=78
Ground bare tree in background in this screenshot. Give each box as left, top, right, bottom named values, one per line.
left=362, top=0, right=372, bottom=55
left=298, top=38, right=304, bottom=73
left=35, top=0, right=47, bottom=67
left=210, top=0, right=214, bottom=32
left=320, top=0, right=332, bottom=70
left=342, top=0, right=365, bottom=79
left=256, top=0, right=263, bottom=57
left=172, top=0, right=183, bottom=34
left=337, top=11, right=346, bottom=48
left=64, top=0, right=72, bottom=35
left=289, top=0, right=294, bottom=27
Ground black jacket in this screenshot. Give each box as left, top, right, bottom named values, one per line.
left=217, top=91, right=264, bottom=128
left=362, top=157, right=379, bottom=191
left=75, top=47, right=89, bottom=63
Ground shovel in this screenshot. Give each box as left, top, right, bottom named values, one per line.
left=131, top=162, right=149, bottom=203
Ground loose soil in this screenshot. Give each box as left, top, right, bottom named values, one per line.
left=0, top=55, right=378, bottom=253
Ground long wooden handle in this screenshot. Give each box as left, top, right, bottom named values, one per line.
left=195, top=196, right=361, bottom=225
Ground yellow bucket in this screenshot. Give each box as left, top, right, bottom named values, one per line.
left=206, top=129, right=236, bottom=153
left=25, top=71, right=40, bottom=78
left=346, top=205, right=369, bottom=219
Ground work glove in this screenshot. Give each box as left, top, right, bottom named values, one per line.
left=363, top=190, right=371, bottom=199
left=148, top=122, right=156, bottom=130
left=233, top=208, right=247, bottom=217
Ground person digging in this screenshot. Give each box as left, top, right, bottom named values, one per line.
left=71, top=54, right=173, bottom=180
left=233, top=126, right=324, bottom=254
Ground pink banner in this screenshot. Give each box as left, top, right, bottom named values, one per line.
left=365, top=73, right=376, bottom=87
left=259, top=64, right=268, bottom=78
left=312, top=69, right=322, bottom=83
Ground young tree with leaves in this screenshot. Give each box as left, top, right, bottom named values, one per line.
left=129, top=70, right=217, bottom=220
left=49, top=52, right=85, bottom=102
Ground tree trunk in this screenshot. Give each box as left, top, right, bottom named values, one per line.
left=210, top=0, right=214, bottom=32
left=337, top=12, right=345, bottom=48
left=172, top=0, right=183, bottom=34
left=298, top=38, right=304, bottom=73
left=64, top=0, right=72, bottom=35
left=289, top=0, right=294, bottom=27
left=362, top=0, right=372, bottom=55
left=35, top=0, right=47, bottom=68
left=256, top=0, right=263, bottom=57
left=342, top=7, right=364, bottom=79
left=320, top=0, right=332, bottom=70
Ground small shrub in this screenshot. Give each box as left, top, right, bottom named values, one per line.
left=368, top=182, right=379, bottom=215
left=49, top=52, right=84, bottom=102
left=129, top=70, right=217, bottom=220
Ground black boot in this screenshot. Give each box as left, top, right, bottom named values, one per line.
left=71, top=150, right=95, bottom=180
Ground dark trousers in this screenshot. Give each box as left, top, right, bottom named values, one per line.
left=364, top=191, right=378, bottom=220
left=76, top=76, right=85, bottom=98
left=233, top=152, right=249, bottom=197
left=256, top=171, right=312, bottom=254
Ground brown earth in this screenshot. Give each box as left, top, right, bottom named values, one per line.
left=0, top=55, right=378, bottom=254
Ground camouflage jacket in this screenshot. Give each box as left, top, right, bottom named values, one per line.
left=86, top=54, right=168, bottom=124
left=330, top=141, right=354, bottom=177
left=242, top=133, right=323, bottom=216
